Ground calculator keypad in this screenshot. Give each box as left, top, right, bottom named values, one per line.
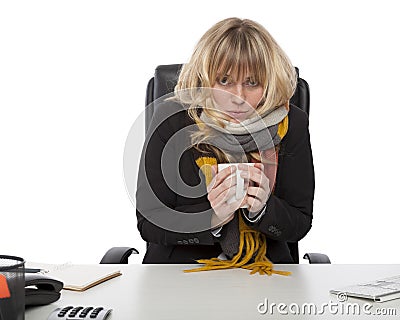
left=47, top=306, right=112, bottom=319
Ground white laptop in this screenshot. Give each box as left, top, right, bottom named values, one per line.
left=330, top=275, right=400, bottom=302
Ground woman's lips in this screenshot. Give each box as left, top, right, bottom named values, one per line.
left=226, top=111, right=249, bottom=120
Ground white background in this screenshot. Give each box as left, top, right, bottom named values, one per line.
left=1, top=0, right=399, bottom=264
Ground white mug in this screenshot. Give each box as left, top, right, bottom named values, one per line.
left=217, top=163, right=255, bottom=208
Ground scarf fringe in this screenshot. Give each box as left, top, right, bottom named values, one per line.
left=184, top=229, right=291, bottom=276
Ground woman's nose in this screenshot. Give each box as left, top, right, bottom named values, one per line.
left=231, top=84, right=245, bottom=105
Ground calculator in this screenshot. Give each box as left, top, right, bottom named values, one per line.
left=47, top=306, right=112, bottom=319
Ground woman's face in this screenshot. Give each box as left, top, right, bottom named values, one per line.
left=212, top=72, right=264, bottom=123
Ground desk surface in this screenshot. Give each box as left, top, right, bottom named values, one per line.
left=25, top=264, right=400, bottom=320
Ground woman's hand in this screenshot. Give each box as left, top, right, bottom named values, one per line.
left=207, top=165, right=245, bottom=228
left=239, top=163, right=270, bottom=213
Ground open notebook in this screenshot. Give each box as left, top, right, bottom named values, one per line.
left=44, top=264, right=122, bottom=292
left=330, top=275, right=400, bottom=302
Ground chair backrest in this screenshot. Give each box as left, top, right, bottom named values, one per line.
left=145, top=64, right=310, bottom=263
left=145, top=64, right=309, bottom=133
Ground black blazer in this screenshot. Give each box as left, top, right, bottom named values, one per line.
left=136, top=102, right=314, bottom=264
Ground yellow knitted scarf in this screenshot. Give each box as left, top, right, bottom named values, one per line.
left=184, top=118, right=291, bottom=276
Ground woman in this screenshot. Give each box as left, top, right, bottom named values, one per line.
left=136, top=17, right=314, bottom=275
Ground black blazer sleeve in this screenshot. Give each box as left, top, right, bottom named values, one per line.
left=136, top=103, right=215, bottom=246
left=250, top=106, right=314, bottom=242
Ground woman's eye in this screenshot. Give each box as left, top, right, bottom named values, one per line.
left=245, top=79, right=259, bottom=87
left=218, top=76, right=231, bottom=86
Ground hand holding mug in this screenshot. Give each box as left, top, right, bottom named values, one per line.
left=238, top=163, right=270, bottom=213
left=207, top=164, right=245, bottom=228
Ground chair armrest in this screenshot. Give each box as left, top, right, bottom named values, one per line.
left=100, top=247, right=139, bottom=264
left=303, top=253, right=331, bottom=264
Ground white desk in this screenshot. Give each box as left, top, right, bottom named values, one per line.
left=25, top=264, right=400, bottom=319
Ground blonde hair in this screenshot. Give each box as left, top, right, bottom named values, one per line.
left=174, top=17, right=296, bottom=161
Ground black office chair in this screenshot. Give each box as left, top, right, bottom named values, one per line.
left=100, top=64, right=330, bottom=265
